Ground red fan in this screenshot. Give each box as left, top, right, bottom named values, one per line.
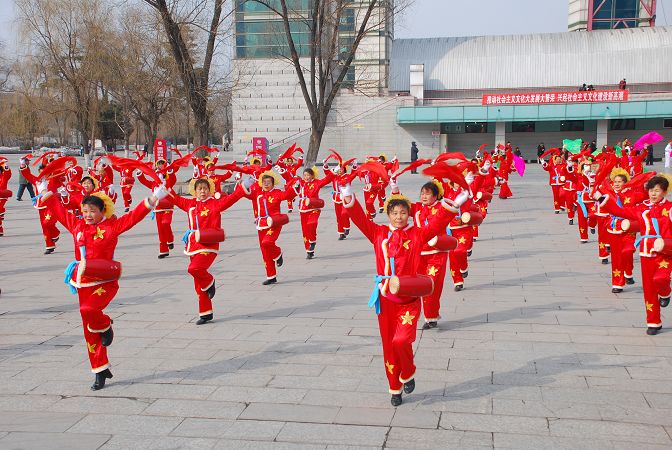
left=422, top=162, right=470, bottom=191
left=108, top=155, right=162, bottom=185
left=392, top=158, right=432, bottom=179
left=623, top=171, right=656, bottom=192
left=32, top=151, right=61, bottom=167
left=212, top=163, right=263, bottom=176
left=324, top=149, right=343, bottom=166
left=434, top=152, right=467, bottom=165
left=478, top=144, right=488, bottom=152
left=37, top=156, right=78, bottom=180
left=592, top=154, right=618, bottom=188
left=277, top=144, right=302, bottom=162
left=355, top=161, right=389, bottom=183
left=539, top=148, right=561, bottom=160
left=166, top=149, right=199, bottom=173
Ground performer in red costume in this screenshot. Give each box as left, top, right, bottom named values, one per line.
left=20, top=160, right=62, bottom=254
left=40, top=178, right=166, bottom=390
left=296, top=165, right=334, bottom=259
left=277, top=155, right=302, bottom=213
left=331, top=164, right=351, bottom=240
left=497, top=147, right=514, bottom=199
left=575, top=160, right=598, bottom=243
left=244, top=170, right=298, bottom=285
left=170, top=177, right=247, bottom=324
left=542, top=153, right=566, bottom=214
left=137, top=158, right=176, bottom=258
left=562, top=157, right=579, bottom=225
left=340, top=181, right=467, bottom=406
left=361, top=158, right=383, bottom=219
left=444, top=180, right=474, bottom=291
left=0, top=157, right=12, bottom=236
left=596, top=175, right=672, bottom=335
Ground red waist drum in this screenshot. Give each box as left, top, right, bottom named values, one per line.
left=476, top=191, right=492, bottom=202
left=389, top=275, right=434, bottom=298
left=621, top=219, right=639, bottom=234
left=303, top=198, right=325, bottom=209
left=77, top=259, right=122, bottom=282
left=156, top=198, right=173, bottom=209
left=461, top=211, right=483, bottom=226
left=428, top=234, right=458, bottom=251
left=0, top=189, right=12, bottom=199
left=653, top=238, right=672, bottom=256
left=268, top=214, right=289, bottom=227
left=195, top=228, right=226, bottom=244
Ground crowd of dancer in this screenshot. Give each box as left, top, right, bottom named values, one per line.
left=539, top=132, right=670, bottom=339
left=0, top=144, right=519, bottom=405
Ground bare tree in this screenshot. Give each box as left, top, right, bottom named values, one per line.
left=0, top=41, right=12, bottom=93
left=247, top=0, right=399, bottom=163
left=141, top=0, right=233, bottom=147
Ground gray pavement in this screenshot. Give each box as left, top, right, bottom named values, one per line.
left=1, top=155, right=672, bottom=449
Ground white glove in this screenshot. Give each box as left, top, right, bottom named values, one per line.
left=592, top=189, right=603, bottom=201
left=340, top=183, right=353, bottom=197
left=107, top=185, right=116, bottom=196
left=483, top=161, right=491, bottom=171
left=215, top=152, right=220, bottom=158
left=389, top=177, right=399, bottom=194
left=454, top=189, right=470, bottom=207
left=57, top=187, right=68, bottom=197
left=134, top=169, right=142, bottom=177
left=465, top=173, right=475, bottom=185
left=351, top=160, right=358, bottom=170
left=242, top=174, right=256, bottom=189
left=37, top=179, right=48, bottom=194
left=153, top=185, right=169, bottom=200
left=323, top=160, right=329, bottom=171
left=273, top=165, right=282, bottom=172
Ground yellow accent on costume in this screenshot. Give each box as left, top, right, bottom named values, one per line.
left=200, top=208, right=210, bottom=217
left=93, top=287, right=106, bottom=296
left=646, top=302, right=654, bottom=312
left=93, top=227, right=106, bottom=240
left=458, top=236, right=466, bottom=244
left=385, top=360, right=394, bottom=374
left=659, top=260, right=669, bottom=269
left=613, top=269, right=621, bottom=277
left=428, top=266, right=438, bottom=276
left=609, top=168, right=630, bottom=181
left=86, top=192, right=115, bottom=218
left=44, top=213, right=51, bottom=221
left=87, top=342, right=96, bottom=353
left=258, top=170, right=282, bottom=187
left=400, top=311, right=416, bottom=326
left=402, top=240, right=411, bottom=250
left=188, top=177, right=216, bottom=197
left=431, top=179, right=444, bottom=199
left=383, top=193, right=411, bottom=212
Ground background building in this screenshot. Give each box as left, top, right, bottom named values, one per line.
left=569, top=0, right=657, bottom=31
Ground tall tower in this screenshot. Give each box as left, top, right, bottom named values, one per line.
left=569, top=0, right=657, bottom=31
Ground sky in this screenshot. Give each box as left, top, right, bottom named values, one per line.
left=1, top=0, right=671, bottom=53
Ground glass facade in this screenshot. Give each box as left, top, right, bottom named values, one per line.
left=592, top=0, right=639, bottom=29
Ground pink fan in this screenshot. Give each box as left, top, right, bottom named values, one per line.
left=634, top=131, right=664, bottom=150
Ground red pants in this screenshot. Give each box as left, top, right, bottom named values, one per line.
left=609, top=233, right=636, bottom=288
left=576, top=200, right=597, bottom=242
left=155, top=210, right=174, bottom=255
left=39, top=208, right=60, bottom=250
left=564, top=189, right=576, bottom=220
left=0, top=198, right=6, bottom=233
left=378, top=297, right=421, bottom=393
left=188, top=252, right=217, bottom=317
left=364, top=190, right=378, bottom=218
left=258, top=226, right=282, bottom=279
left=121, top=186, right=133, bottom=209
left=377, top=188, right=387, bottom=209
left=596, top=216, right=611, bottom=260
left=287, top=199, right=294, bottom=211
left=640, top=256, right=672, bottom=327
left=499, top=181, right=512, bottom=199
left=551, top=185, right=564, bottom=212
left=449, top=227, right=472, bottom=286
left=420, top=252, right=449, bottom=321
left=300, top=210, right=320, bottom=251
left=334, top=202, right=351, bottom=234
left=78, top=282, right=118, bottom=372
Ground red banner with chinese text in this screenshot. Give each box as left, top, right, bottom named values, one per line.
left=482, top=90, right=629, bottom=106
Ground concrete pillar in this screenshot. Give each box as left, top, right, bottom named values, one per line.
left=440, top=134, right=448, bottom=152
left=495, top=122, right=506, bottom=147
left=596, top=119, right=608, bottom=149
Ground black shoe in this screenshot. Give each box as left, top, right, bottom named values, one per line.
left=100, top=325, right=114, bottom=347
left=391, top=393, right=402, bottom=406
left=344, top=229, right=350, bottom=236
left=287, top=208, right=293, bottom=213
left=44, top=248, right=54, bottom=255
left=262, top=277, right=277, bottom=286
left=660, top=296, right=670, bottom=308
left=16, top=198, right=22, bottom=201
left=206, top=283, right=216, bottom=299
left=590, top=228, right=596, bottom=235
left=371, top=213, right=377, bottom=219
left=306, top=251, right=314, bottom=260
left=309, top=242, right=316, bottom=252
left=467, top=250, right=472, bottom=257
left=196, top=313, right=213, bottom=325
left=626, top=277, right=635, bottom=285
left=647, top=326, right=662, bottom=336
left=168, top=243, right=174, bottom=250
left=276, top=254, right=283, bottom=267
left=338, top=234, right=346, bottom=241
left=612, top=288, right=623, bottom=293
left=569, top=219, right=574, bottom=225
left=91, top=369, right=113, bottom=391
left=158, top=253, right=169, bottom=259
left=462, top=271, right=469, bottom=279
left=555, top=210, right=560, bottom=214
left=378, top=207, right=384, bottom=214
left=422, top=321, right=437, bottom=330
left=124, top=207, right=130, bottom=213
left=403, top=378, right=415, bottom=394
left=53, top=236, right=59, bottom=243
left=454, top=285, right=464, bottom=292
left=601, top=259, right=609, bottom=265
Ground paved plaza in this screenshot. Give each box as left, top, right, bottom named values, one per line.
left=1, top=156, right=672, bottom=449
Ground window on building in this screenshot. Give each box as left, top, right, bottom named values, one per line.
left=464, top=122, right=488, bottom=133
left=664, top=119, right=672, bottom=128
left=560, top=120, right=585, bottom=132
left=610, top=119, right=636, bottom=130
left=511, top=121, right=535, bottom=132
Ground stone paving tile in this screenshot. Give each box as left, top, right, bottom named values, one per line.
left=439, top=411, right=549, bottom=435
left=549, top=418, right=670, bottom=444
left=0, top=432, right=111, bottom=450
left=142, top=398, right=246, bottom=419
left=100, top=435, right=218, bottom=449
left=275, top=422, right=388, bottom=446
left=384, top=427, right=493, bottom=449
left=68, top=413, right=183, bottom=436
left=239, top=402, right=339, bottom=424
left=333, top=406, right=395, bottom=427
left=171, top=418, right=284, bottom=440
left=0, top=411, right=84, bottom=432
left=493, top=432, right=616, bottom=450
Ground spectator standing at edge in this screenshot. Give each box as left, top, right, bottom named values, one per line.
left=410, top=142, right=419, bottom=174
left=537, top=142, right=545, bottom=164
left=619, top=78, right=627, bottom=90
left=590, top=140, right=597, bottom=153
left=16, top=156, right=35, bottom=201
left=665, top=140, right=672, bottom=169
left=646, top=144, right=654, bottom=166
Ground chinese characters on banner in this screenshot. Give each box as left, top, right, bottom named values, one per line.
left=153, top=139, right=167, bottom=163
left=482, top=90, right=629, bottom=106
